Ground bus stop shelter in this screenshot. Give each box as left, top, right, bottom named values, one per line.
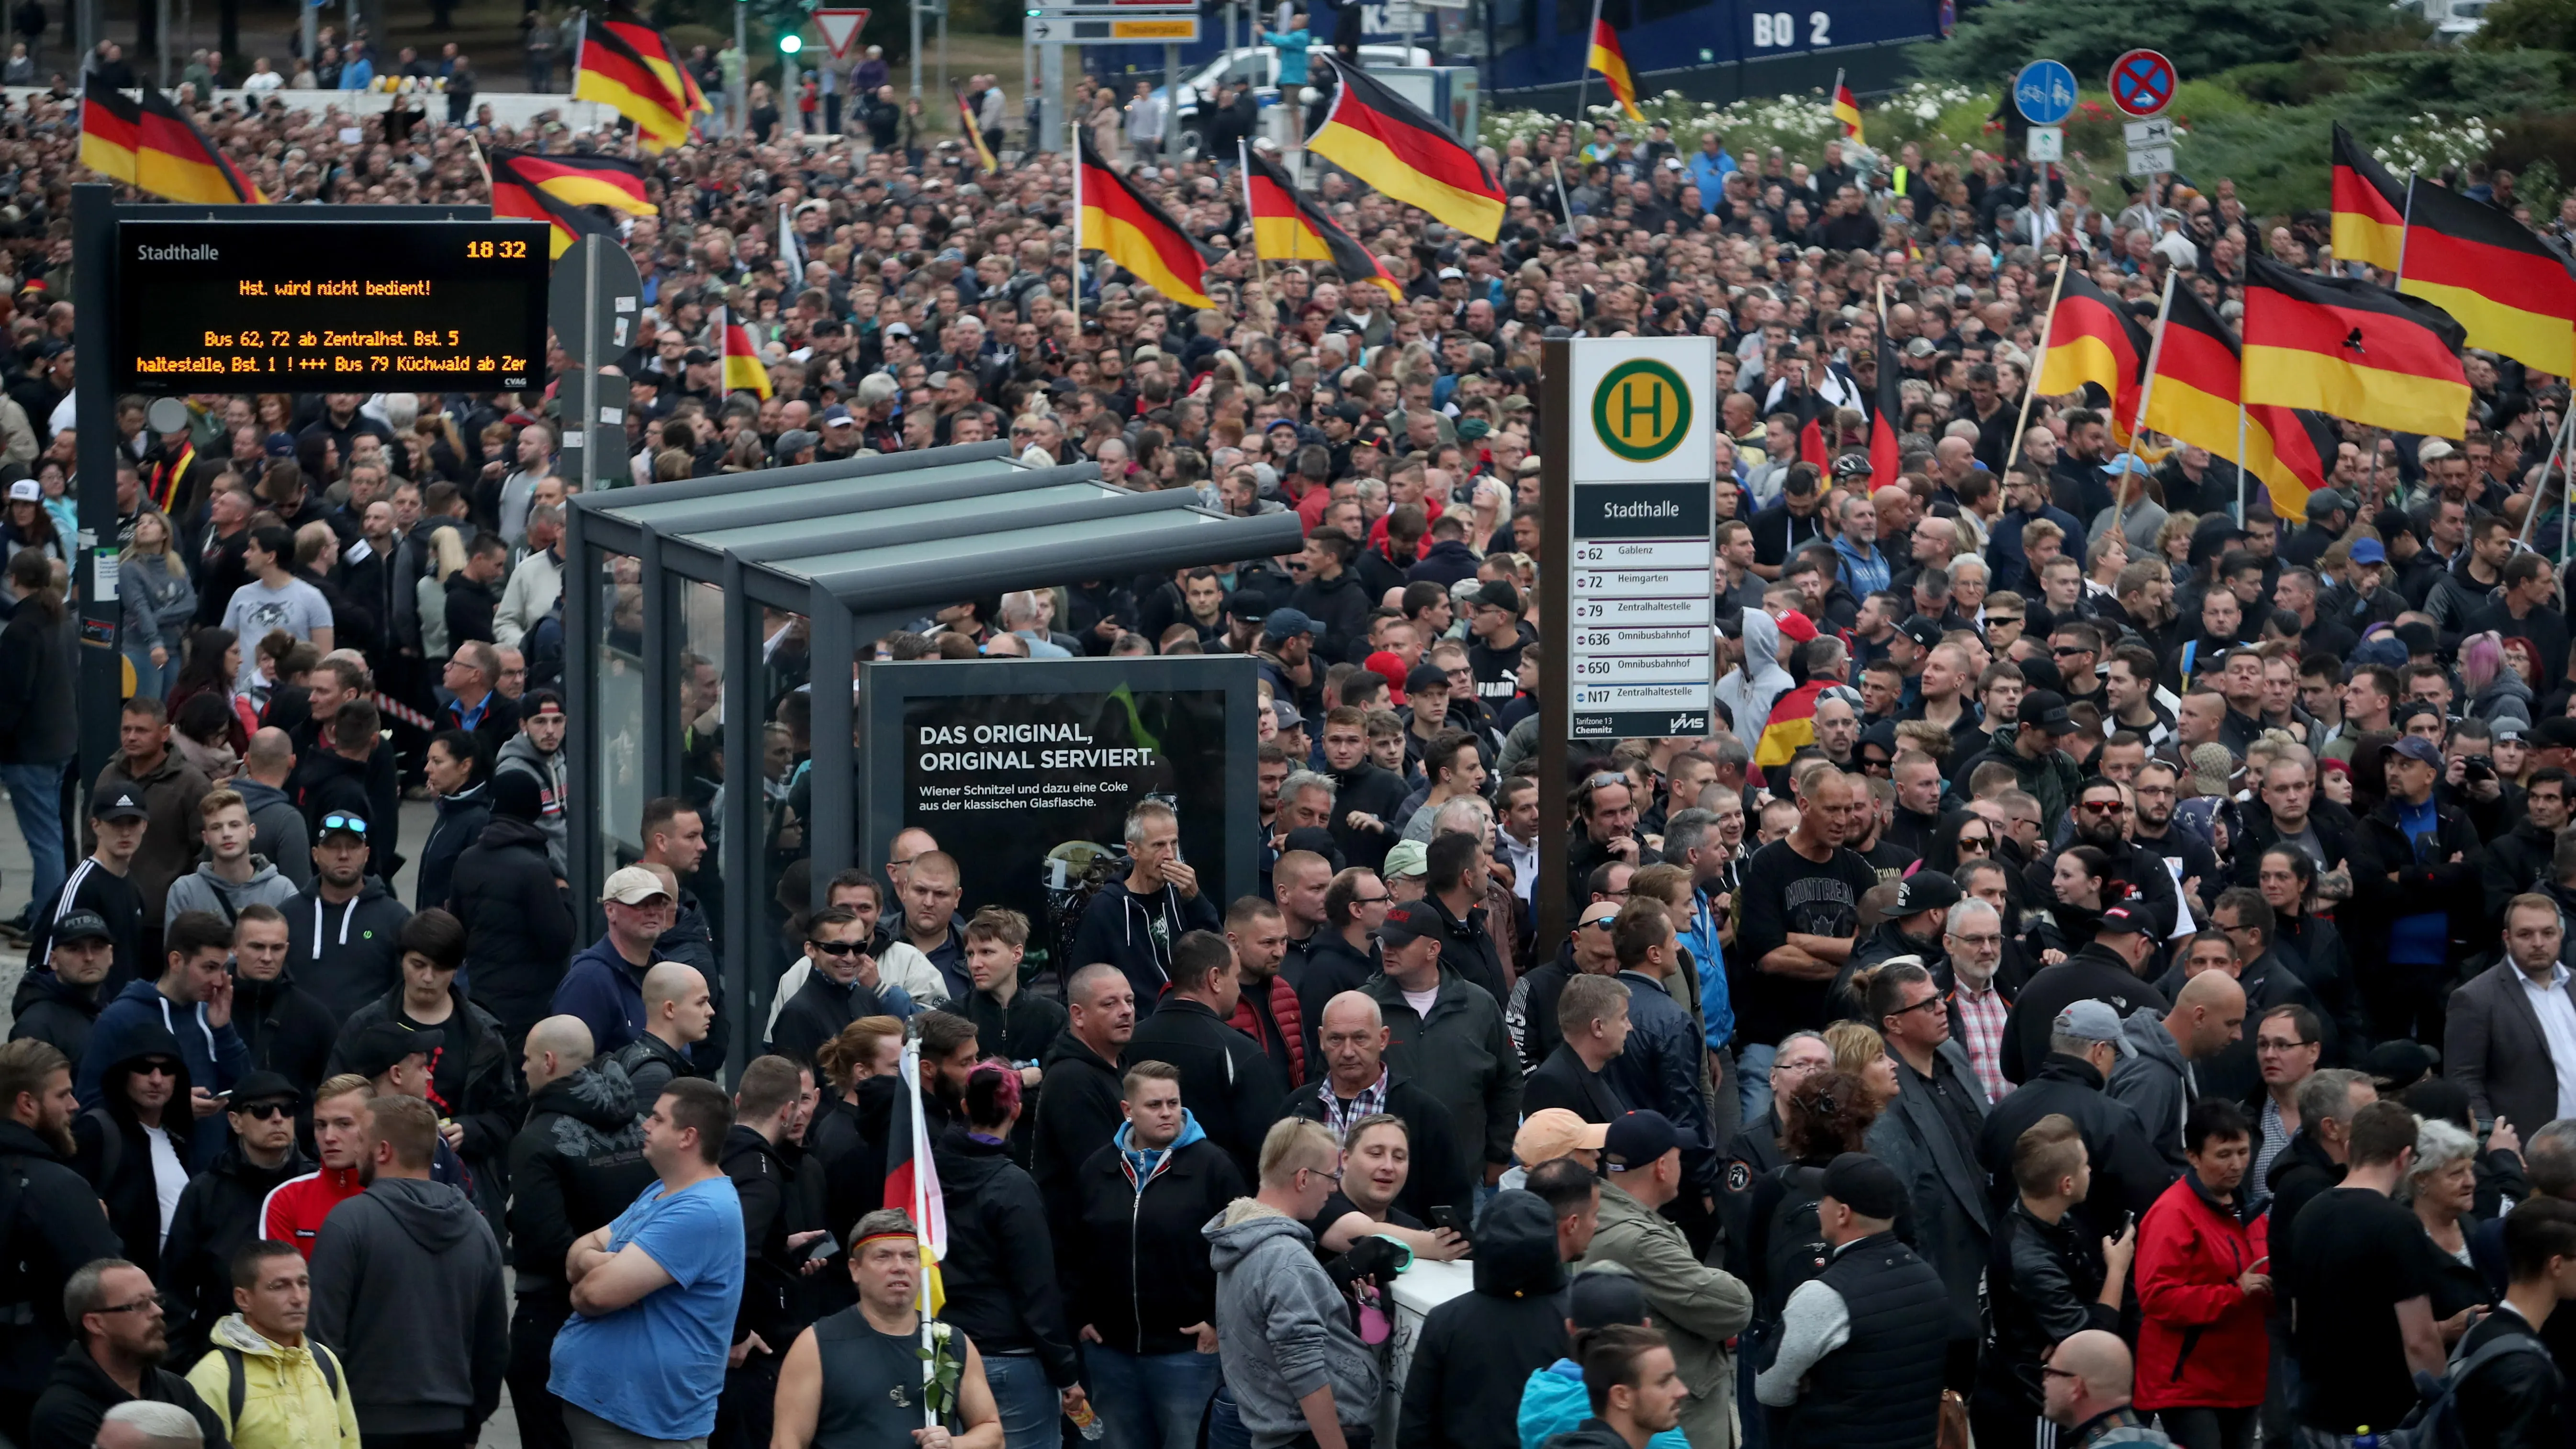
left=563, top=441, right=1306, bottom=1064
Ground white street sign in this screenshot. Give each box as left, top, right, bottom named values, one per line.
left=815, top=9, right=872, bottom=58
left=2124, top=118, right=2173, bottom=147
left=2126, top=143, right=2175, bottom=176
left=2026, top=126, right=2063, bottom=162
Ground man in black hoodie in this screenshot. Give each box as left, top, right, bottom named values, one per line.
left=1400, top=1183, right=1579, bottom=1449
left=0, top=1039, right=128, bottom=1447
left=159, top=1071, right=314, bottom=1362
left=308, top=1093, right=507, bottom=1446
left=1121, top=931, right=1283, bottom=1186
left=717, top=1056, right=815, bottom=1449
left=1034, top=963, right=1132, bottom=1226
left=284, top=819, right=411, bottom=1022
left=1998, top=904, right=2169, bottom=1086
left=8, top=909, right=114, bottom=1064
left=504, top=1016, right=653, bottom=1449
left=225, top=905, right=337, bottom=1096
left=1066, top=799, right=1221, bottom=1011
left=766, top=906, right=892, bottom=1067
left=26, top=1259, right=229, bottom=1449
left=444, top=770, right=577, bottom=1054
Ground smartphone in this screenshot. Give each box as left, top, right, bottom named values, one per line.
left=803, top=1231, right=840, bottom=1263
left=1428, top=1204, right=1470, bottom=1238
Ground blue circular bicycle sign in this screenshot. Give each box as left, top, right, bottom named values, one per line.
left=2013, top=59, right=2076, bottom=126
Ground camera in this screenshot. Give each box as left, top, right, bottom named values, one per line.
left=2464, top=754, right=2496, bottom=783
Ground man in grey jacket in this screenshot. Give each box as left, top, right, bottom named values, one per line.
left=1206, top=1117, right=1379, bottom=1449
left=163, top=789, right=300, bottom=924
left=2107, top=971, right=2246, bottom=1168
left=493, top=691, right=569, bottom=876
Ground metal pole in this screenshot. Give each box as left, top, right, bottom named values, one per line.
left=71, top=185, right=118, bottom=804
left=1162, top=42, right=1176, bottom=162
left=1536, top=336, right=1572, bottom=958
left=936, top=5, right=947, bottom=106
left=157, top=0, right=169, bottom=85
left=1039, top=38, right=1063, bottom=153
left=908, top=0, right=921, bottom=98
left=301, top=0, right=315, bottom=75
left=1571, top=0, right=1599, bottom=128
left=2000, top=257, right=2069, bottom=481
left=734, top=3, right=747, bottom=137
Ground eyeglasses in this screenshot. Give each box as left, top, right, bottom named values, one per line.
left=95, top=1293, right=173, bottom=1317
left=136, top=1060, right=179, bottom=1078
left=809, top=940, right=865, bottom=956
left=1353, top=894, right=1393, bottom=907
left=2080, top=799, right=2128, bottom=814
left=2040, top=1365, right=2081, bottom=1382
left=1949, top=932, right=2004, bottom=949
left=320, top=813, right=369, bottom=836
left=1891, top=995, right=1947, bottom=1017
left=2051, top=645, right=2091, bottom=657
left=2255, top=1037, right=2313, bottom=1053
left=1300, top=1165, right=1343, bottom=1187
left=1579, top=917, right=1619, bottom=931
left=1957, top=836, right=1993, bottom=852
left=232, top=1101, right=294, bottom=1120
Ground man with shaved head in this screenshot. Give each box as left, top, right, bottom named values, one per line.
left=2110, top=969, right=2248, bottom=1168
left=614, top=962, right=713, bottom=1110
left=2042, top=1330, right=2152, bottom=1442
left=1034, top=962, right=1136, bottom=1220
left=507, top=1014, right=655, bottom=1449
left=1282, top=990, right=1468, bottom=1222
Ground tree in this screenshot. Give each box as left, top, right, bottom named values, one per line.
left=1916, top=0, right=2387, bottom=86
left=2473, top=0, right=2576, bottom=49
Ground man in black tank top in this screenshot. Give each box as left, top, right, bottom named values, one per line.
left=771, top=1207, right=1007, bottom=1449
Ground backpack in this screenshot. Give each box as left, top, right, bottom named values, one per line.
left=2368, top=1324, right=2562, bottom=1449
left=218, top=1341, right=343, bottom=1427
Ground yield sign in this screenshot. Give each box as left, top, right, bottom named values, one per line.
left=816, top=9, right=873, bottom=58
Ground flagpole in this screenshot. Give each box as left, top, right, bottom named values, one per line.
left=1071, top=120, right=1083, bottom=337
left=906, top=1038, right=936, bottom=1432
left=2519, top=401, right=2576, bottom=553
left=1549, top=154, right=1575, bottom=235
left=2000, top=256, right=2070, bottom=482
left=1572, top=0, right=1602, bottom=133
left=2113, top=266, right=2180, bottom=545
left=1832, top=67, right=1845, bottom=135
left=1240, top=137, right=1270, bottom=294
left=2236, top=401, right=2249, bottom=526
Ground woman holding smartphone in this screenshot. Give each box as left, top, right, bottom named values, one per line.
left=2133, top=1099, right=2273, bottom=1449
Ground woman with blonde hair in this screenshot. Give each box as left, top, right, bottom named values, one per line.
left=1824, top=1020, right=1900, bottom=1108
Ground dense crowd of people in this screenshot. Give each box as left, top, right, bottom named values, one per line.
left=7, top=16, right=2576, bottom=1449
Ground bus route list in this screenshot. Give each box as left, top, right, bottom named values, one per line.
left=127, top=278, right=530, bottom=381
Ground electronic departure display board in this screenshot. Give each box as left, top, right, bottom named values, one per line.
left=112, top=218, right=550, bottom=392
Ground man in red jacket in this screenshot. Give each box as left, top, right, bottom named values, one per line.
left=258, top=1072, right=372, bottom=1254
left=2135, top=1098, right=2272, bottom=1447
left=1224, top=896, right=1304, bottom=1089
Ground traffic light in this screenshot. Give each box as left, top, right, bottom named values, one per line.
left=779, top=32, right=802, bottom=53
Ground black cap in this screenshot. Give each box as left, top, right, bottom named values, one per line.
left=1603, top=1110, right=1680, bottom=1170
left=2396, top=621, right=2439, bottom=655
left=1820, top=1152, right=1908, bottom=1219
left=345, top=1021, right=440, bottom=1080
left=489, top=770, right=544, bottom=823
left=1406, top=663, right=1451, bottom=694
left=2095, top=903, right=2152, bottom=937
left=1473, top=579, right=1522, bottom=613
left=90, top=787, right=147, bottom=822
left=2537, top=718, right=2576, bottom=750
left=2018, top=689, right=2074, bottom=736
left=1378, top=902, right=1441, bottom=948
left=51, top=909, right=110, bottom=944
left=1279, top=826, right=1344, bottom=870
left=1227, top=589, right=1272, bottom=624
left=226, top=1070, right=305, bottom=1108
left=1892, top=871, right=1960, bottom=915
left=1896, top=615, right=1945, bottom=651
left=2365, top=1039, right=2440, bottom=1090
left=1569, top=1269, right=1652, bottom=1329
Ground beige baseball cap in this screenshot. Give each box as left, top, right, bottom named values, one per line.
left=1513, top=1108, right=1609, bottom=1167
left=600, top=865, right=673, bottom=906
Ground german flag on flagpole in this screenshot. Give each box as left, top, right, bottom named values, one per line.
left=602, top=5, right=710, bottom=118
left=1868, top=328, right=1903, bottom=483
left=1588, top=19, right=1643, bottom=123
left=952, top=85, right=997, bottom=174
left=135, top=89, right=263, bottom=203
left=716, top=305, right=772, bottom=399
left=2033, top=269, right=2152, bottom=435
left=485, top=147, right=655, bottom=215
left=78, top=74, right=139, bottom=182
left=2141, top=281, right=2340, bottom=520
left=1076, top=134, right=1217, bottom=309
left=2331, top=124, right=2407, bottom=274
left=2243, top=254, right=2470, bottom=439
left=1307, top=55, right=1504, bottom=241
left=2397, top=176, right=2576, bottom=377
left=1832, top=70, right=1863, bottom=144
left=886, top=1039, right=949, bottom=1317
left=574, top=17, right=690, bottom=150
left=489, top=153, right=622, bottom=258
left=1241, top=144, right=1404, bottom=302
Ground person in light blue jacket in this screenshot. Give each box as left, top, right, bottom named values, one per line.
left=1687, top=131, right=1736, bottom=212
left=1263, top=11, right=1311, bottom=87
left=1519, top=1268, right=1691, bottom=1449
left=337, top=40, right=374, bottom=89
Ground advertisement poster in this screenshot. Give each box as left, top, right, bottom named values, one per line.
left=870, top=658, right=1254, bottom=980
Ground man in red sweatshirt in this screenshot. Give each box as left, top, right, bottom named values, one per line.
left=258, top=1071, right=372, bottom=1254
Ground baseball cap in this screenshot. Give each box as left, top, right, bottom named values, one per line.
left=774, top=428, right=820, bottom=458
left=1776, top=610, right=1818, bottom=645
left=2365, top=1039, right=2441, bottom=1090
left=2018, top=689, right=2075, bottom=736
left=820, top=404, right=857, bottom=428
left=90, top=788, right=147, bottom=822
left=1378, top=898, right=1437, bottom=943
left=1406, top=663, right=1451, bottom=695
left=2382, top=734, right=2445, bottom=768
left=2538, top=718, right=2576, bottom=750
left=2052, top=999, right=2126, bottom=1041
left=1892, top=871, right=1960, bottom=915
left=2094, top=904, right=2151, bottom=938
left=600, top=865, right=673, bottom=906
left=1569, top=1269, right=1653, bottom=1329
left=1474, top=579, right=1522, bottom=614
left=2348, top=537, right=2387, bottom=565
left=1227, top=590, right=1272, bottom=624
left=1263, top=608, right=1318, bottom=644
left=1820, top=1152, right=1908, bottom=1220
left=2306, top=489, right=2357, bottom=521
left=1437, top=266, right=1465, bottom=280
left=1381, top=842, right=1430, bottom=882
left=1513, top=1108, right=1610, bottom=1166
left=263, top=431, right=297, bottom=458
left=345, top=1021, right=439, bottom=1080
left=226, top=1070, right=305, bottom=1108
left=1896, top=615, right=1944, bottom=651
left=5, top=479, right=37, bottom=503
left=2105, top=453, right=2154, bottom=477
left=1603, top=1111, right=1680, bottom=1170
left=1272, top=701, right=1304, bottom=732
left=52, top=909, right=110, bottom=944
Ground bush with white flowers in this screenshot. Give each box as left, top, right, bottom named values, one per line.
left=2370, top=112, right=2499, bottom=179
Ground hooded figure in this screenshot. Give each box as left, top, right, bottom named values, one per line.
left=443, top=771, right=578, bottom=1042
left=1399, top=1189, right=1571, bottom=1449
left=70, top=1022, right=195, bottom=1279
left=1715, top=608, right=1793, bottom=743
left=306, top=1173, right=509, bottom=1440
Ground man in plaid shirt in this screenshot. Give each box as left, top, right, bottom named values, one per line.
left=1942, top=897, right=2015, bottom=1103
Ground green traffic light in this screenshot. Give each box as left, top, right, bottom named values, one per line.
left=779, top=33, right=802, bottom=52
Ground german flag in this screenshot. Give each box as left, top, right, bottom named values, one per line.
left=485, top=147, right=655, bottom=216
left=2397, top=177, right=2576, bottom=377
left=2034, top=268, right=2151, bottom=432
left=1833, top=75, right=1864, bottom=144
left=1588, top=20, right=1643, bottom=124
left=1868, top=329, right=1903, bottom=483
left=953, top=86, right=997, bottom=174
left=489, top=153, right=622, bottom=258
left=1756, top=675, right=1829, bottom=767
left=575, top=17, right=689, bottom=150
left=1077, top=135, right=1216, bottom=310
left=1307, top=56, right=1503, bottom=241
left=135, top=89, right=262, bottom=203
left=717, top=305, right=771, bottom=399
left=2242, top=254, right=2470, bottom=439
left=2141, top=282, right=2340, bottom=520
left=2331, top=124, right=2406, bottom=274
left=602, top=5, right=711, bottom=118
left=79, top=73, right=139, bottom=182
left=1241, top=145, right=1403, bottom=303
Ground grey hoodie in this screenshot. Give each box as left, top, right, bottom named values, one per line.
left=1205, top=1200, right=1379, bottom=1448
left=2106, top=1009, right=2193, bottom=1168
left=164, top=855, right=301, bottom=924
left=1714, top=608, right=1793, bottom=742
left=307, top=1175, right=508, bottom=1436
left=494, top=732, right=568, bottom=876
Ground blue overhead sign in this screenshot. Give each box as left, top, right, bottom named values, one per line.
left=2013, top=59, right=2076, bottom=125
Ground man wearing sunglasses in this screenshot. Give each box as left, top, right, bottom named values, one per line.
left=159, top=1071, right=314, bottom=1363
left=765, top=906, right=891, bottom=1068
left=2063, top=777, right=2182, bottom=942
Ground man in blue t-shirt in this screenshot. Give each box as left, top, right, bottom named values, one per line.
left=2362, top=734, right=2485, bottom=1045
left=552, top=1076, right=747, bottom=1448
